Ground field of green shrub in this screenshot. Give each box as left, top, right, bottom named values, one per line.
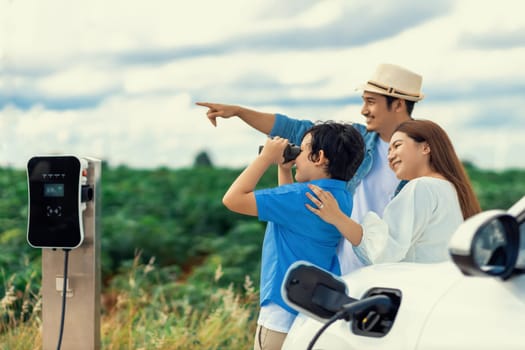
left=1, top=161, right=524, bottom=348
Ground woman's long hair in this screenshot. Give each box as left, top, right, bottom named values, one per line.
left=394, top=119, right=481, bottom=219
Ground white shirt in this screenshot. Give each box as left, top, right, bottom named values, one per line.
left=353, top=177, right=464, bottom=264
left=352, top=138, right=399, bottom=221
left=337, top=139, right=399, bottom=274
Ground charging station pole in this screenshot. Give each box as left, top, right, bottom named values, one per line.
left=41, top=157, right=101, bottom=350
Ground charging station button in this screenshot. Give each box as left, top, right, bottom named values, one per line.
left=46, top=205, right=63, bottom=217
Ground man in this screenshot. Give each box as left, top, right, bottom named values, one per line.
left=197, top=63, right=425, bottom=274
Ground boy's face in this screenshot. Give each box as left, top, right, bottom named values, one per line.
left=294, top=133, right=323, bottom=182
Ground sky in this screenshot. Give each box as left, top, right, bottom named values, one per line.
left=1, top=0, right=524, bottom=170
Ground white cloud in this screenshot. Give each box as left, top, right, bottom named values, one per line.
left=1, top=0, right=524, bottom=171
left=1, top=0, right=269, bottom=66
left=36, top=65, right=120, bottom=97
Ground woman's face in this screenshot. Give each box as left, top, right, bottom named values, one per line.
left=388, top=131, right=430, bottom=180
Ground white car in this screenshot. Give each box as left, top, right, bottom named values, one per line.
left=282, top=195, right=525, bottom=350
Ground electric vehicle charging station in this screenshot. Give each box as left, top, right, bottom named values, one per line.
left=27, top=155, right=101, bottom=350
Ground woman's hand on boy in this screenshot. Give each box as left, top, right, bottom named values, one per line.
left=306, top=184, right=345, bottom=225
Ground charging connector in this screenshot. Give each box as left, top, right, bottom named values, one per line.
left=307, top=295, right=393, bottom=350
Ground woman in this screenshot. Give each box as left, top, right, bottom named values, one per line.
left=306, top=119, right=481, bottom=265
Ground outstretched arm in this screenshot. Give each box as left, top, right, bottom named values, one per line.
left=305, top=184, right=364, bottom=245
left=223, top=137, right=289, bottom=216
left=196, top=102, right=276, bottom=134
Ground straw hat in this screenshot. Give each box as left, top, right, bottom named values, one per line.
left=359, top=64, right=424, bottom=102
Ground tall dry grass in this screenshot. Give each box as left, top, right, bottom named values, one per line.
left=1, top=255, right=259, bottom=349
left=0, top=271, right=42, bottom=350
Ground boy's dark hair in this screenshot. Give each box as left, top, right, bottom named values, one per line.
left=303, top=121, right=365, bottom=181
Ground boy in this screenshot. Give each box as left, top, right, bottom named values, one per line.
left=222, top=122, right=364, bottom=350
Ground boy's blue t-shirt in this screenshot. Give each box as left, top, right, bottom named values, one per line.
left=255, top=178, right=353, bottom=314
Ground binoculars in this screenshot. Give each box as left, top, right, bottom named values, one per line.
left=258, top=143, right=302, bottom=163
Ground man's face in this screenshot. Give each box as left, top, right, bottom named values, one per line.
left=360, top=91, right=398, bottom=136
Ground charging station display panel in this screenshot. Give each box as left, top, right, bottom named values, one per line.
left=27, top=156, right=84, bottom=249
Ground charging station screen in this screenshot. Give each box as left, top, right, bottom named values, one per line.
left=44, top=183, right=65, bottom=197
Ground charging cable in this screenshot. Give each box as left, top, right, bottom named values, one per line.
left=56, top=249, right=71, bottom=350
left=307, top=294, right=392, bottom=350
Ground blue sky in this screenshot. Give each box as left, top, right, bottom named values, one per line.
left=1, top=0, right=524, bottom=169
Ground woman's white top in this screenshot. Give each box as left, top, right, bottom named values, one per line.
left=353, top=177, right=464, bottom=264
left=337, top=138, right=398, bottom=274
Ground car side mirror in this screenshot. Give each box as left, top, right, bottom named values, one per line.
left=449, top=210, right=520, bottom=279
